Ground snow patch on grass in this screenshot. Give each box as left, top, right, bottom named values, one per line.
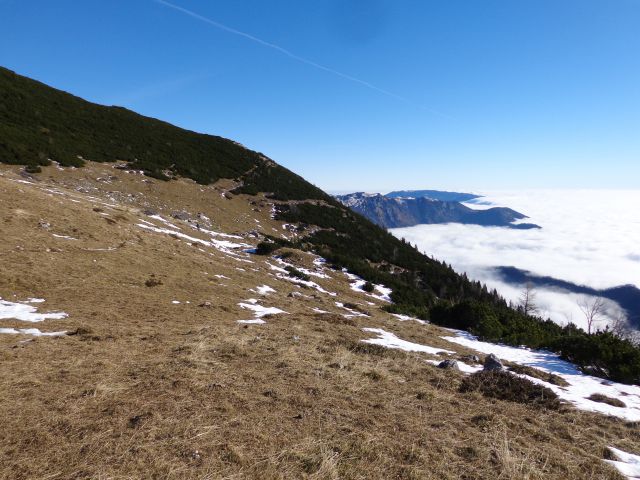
left=0, top=327, right=66, bottom=337
left=237, top=300, right=287, bottom=325
left=362, top=328, right=455, bottom=355
left=344, top=271, right=392, bottom=302
left=251, top=285, right=276, bottom=295
left=443, top=330, right=640, bottom=421
left=605, top=447, right=640, bottom=479
left=392, top=313, right=427, bottom=325
left=0, top=298, right=68, bottom=323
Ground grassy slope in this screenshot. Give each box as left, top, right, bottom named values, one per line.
left=2, top=66, right=639, bottom=385
left=0, top=164, right=635, bottom=479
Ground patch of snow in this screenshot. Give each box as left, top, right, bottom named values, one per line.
left=344, top=271, right=392, bottom=302
left=0, top=327, right=66, bottom=337
left=0, top=298, right=68, bottom=323
left=251, top=285, right=276, bottom=295
left=392, top=313, right=427, bottom=325
left=312, top=307, right=329, bottom=314
left=270, top=264, right=337, bottom=296
left=267, top=262, right=288, bottom=274
left=171, top=300, right=181, bottom=304
left=443, top=330, right=640, bottom=422
left=238, top=302, right=286, bottom=317
left=605, top=447, right=640, bottom=479
left=136, top=223, right=251, bottom=256
left=362, top=328, right=455, bottom=355
left=275, top=257, right=329, bottom=279
left=335, top=302, right=369, bottom=318
left=237, top=299, right=287, bottom=325
left=148, top=214, right=181, bottom=230
left=52, top=234, right=78, bottom=240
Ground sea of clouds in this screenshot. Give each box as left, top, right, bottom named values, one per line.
left=390, top=190, right=640, bottom=331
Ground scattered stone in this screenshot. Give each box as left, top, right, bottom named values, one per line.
left=198, top=301, right=213, bottom=308
left=38, top=220, right=51, bottom=230
left=143, top=208, right=158, bottom=216
left=438, top=359, right=460, bottom=370
left=463, top=354, right=480, bottom=363
left=171, top=211, right=190, bottom=221
left=483, top=354, right=503, bottom=371
left=144, top=275, right=162, bottom=287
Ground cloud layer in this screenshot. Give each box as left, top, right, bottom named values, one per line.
left=390, top=189, right=640, bottom=330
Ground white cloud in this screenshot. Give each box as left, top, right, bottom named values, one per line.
left=390, top=189, right=640, bottom=330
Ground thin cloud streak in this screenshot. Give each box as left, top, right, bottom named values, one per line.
left=153, top=0, right=446, bottom=117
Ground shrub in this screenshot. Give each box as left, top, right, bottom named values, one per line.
left=285, top=266, right=310, bottom=282
left=255, top=242, right=280, bottom=256
left=362, top=281, right=375, bottom=293
left=587, top=393, right=626, bottom=408
left=460, top=370, right=560, bottom=410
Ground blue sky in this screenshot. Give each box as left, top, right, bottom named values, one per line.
left=1, top=0, right=639, bottom=191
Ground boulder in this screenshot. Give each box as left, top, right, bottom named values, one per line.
left=483, top=354, right=503, bottom=371
left=438, top=359, right=459, bottom=370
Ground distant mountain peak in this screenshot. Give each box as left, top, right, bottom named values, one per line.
left=336, top=191, right=541, bottom=229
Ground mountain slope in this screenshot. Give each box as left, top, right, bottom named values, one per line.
left=336, top=192, right=541, bottom=229
left=0, top=163, right=637, bottom=480
left=0, top=66, right=328, bottom=201
left=1, top=66, right=638, bottom=387
left=1, top=68, right=640, bottom=478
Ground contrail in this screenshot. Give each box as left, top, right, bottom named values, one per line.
left=153, top=0, right=440, bottom=113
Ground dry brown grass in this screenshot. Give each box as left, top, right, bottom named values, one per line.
left=0, top=163, right=636, bottom=479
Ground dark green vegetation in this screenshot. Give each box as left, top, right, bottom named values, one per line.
left=460, top=370, right=561, bottom=410
left=3, top=65, right=640, bottom=385
left=285, top=266, right=311, bottom=282
left=0, top=66, right=326, bottom=200
left=274, top=200, right=640, bottom=385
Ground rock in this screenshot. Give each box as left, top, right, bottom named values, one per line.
left=198, top=301, right=212, bottom=308
left=38, top=220, right=51, bottom=230
left=463, top=354, right=480, bottom=364
left=171, top=211, right=190, bottom=221
left=438, top=359, right=459, bottom=370
left=483, top=354, right=503, bottom=371
left=143, top=208, right=158, bottom=216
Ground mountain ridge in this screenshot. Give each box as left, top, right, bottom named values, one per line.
left=336, top=192, right=541, bottom=229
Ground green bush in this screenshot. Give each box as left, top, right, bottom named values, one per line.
left=362, top=281, right=375, bottom=293
left=285, top=266, right=310, bottom=282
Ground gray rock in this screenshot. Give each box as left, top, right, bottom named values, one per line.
left=463, top=354, right=480, bottom=364
left=438, top=359, right=459, bottom=370
left=483, top=354, right=503, bottom=371
left=171, top=211, right=190, bottom=221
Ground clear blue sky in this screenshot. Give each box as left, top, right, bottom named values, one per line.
left=1, top=0, right=639, bottom=191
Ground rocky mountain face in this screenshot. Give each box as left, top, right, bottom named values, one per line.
left=336, top=192, right=541, bottom=229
